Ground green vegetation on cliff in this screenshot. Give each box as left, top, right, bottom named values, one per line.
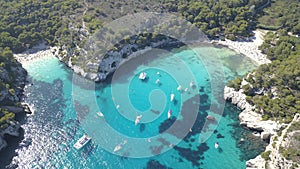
left=234, top=31, right=300, bottom=123
left=228, top=0, right=300, bottom=164
left=0, top=47, right=26, bottom=129
left=257, top=0, right=300, bottom=34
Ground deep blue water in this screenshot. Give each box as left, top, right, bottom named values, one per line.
left=4, top=45, right=266, bottom=169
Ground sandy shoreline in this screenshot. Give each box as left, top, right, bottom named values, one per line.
left=213, top=29, right=271, bottom=65
left=14, top=43, right=58, bottom=64
left=15, top=29, right=270, bottom=68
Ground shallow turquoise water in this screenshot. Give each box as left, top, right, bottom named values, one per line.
left=8, top=45, right=266, bottom=169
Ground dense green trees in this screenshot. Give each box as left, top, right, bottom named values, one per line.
left=231, top=33, right=300, bottom=123
left=163, top=0, right=269, bottom=39
left=0, top=47, right=26, bottom=129
left=0, top=0, right=83, bottom=53
left=257, top=0, right=300, bottom=34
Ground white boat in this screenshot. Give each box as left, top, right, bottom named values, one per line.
left=73, top=134, right=91, bottom=150
left=170, top=93, right=175, bottom=102
left=113, top=144, right=122, bottom=152
left=168, top=109, right=172, bottom=119
left=155, top=79, right=160, bottom=84
left=135, top=115, right=142, bottom=125
left=190, top=81, right=195, bottom=87
left=113, top=140, right=127, bottom=152
left=177, top=85, right=182, bottom=91
left=215, top=142, right=219, bottom=149
left=97, top=112, right=104, bottom=117
left=139, top=72, right=147, bottom=80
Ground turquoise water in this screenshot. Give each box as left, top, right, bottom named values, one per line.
left=8, top=45, right=266, bottom=169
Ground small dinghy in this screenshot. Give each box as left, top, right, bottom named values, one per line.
left=177, top=85, right=182, bottom=91
left=215, top=142, right=219, bottom=149
left=155, top=79, right=160, bottom=84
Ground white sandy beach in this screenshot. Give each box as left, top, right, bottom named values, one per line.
left=14, top=43, right=58, bottom=64
left=214, top=29, right=271, bottom=65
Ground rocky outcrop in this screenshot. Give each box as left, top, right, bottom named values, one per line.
left=246, top=155, right=265, bottom=169
left=224, top=86, right=281, bottom=135
left=59, top=38, right=174, bottom=82
left=0, top=120, right=21, bottom=151
left=265, top=114, right=300, bottom=169
left=224, top=85, right=299, bottom=169
left=0, top=53, right=28, bottom=152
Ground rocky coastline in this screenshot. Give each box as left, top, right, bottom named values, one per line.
left=224, top=85, right=298, bottom=169
left=0, top=58, right=33, bottom=152
left=222, top=29, right=300, bottom=168
left=57, top=38, right=182, bottom=82
left=4, top=27, right=296, bottom=168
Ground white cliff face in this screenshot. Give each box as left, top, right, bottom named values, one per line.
left=60, top=38, right=173, bottom=82
left=224, top=86, right=281, bottom=134
left=224, top=86, right=281, bottom=169
left=224, top=86, right=299, bottom=169
left=265, top=114, right=300, bottom=169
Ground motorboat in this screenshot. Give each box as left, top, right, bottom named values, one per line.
left=139, top=72, right=147, bottom=80
left=113, top=144, right=122, bottom=152
left=135, top=115, right=142, bottom=125
left=113, top=140, right=127, bottom=152
left=170, top=93, right=175, bottom=102
left=97, top=112, right=104, bottom=117
left=73, top=134, right=91, bottom=150
left=168, top=109, right=172, bottom=119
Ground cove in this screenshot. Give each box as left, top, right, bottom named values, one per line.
left=7, top=45, right=266, bottom=169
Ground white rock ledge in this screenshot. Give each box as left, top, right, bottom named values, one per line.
left=224, top=86, right=284, bottom=169
left=224, top=86, right=281, bottom=135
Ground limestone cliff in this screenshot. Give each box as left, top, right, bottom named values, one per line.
left=224, top=85, right=299, bottom=169
left=0, top=57, right=28, bottom=151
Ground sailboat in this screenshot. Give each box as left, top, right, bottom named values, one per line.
left=168, top=109, right=172, bottom=119
left=135, top=115, right=142, bottom=125
left=170, top=93, right=175, bottom=102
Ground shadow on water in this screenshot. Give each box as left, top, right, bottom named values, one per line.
left=139, top=123, right=146, bottom=132
left=223, top=103, right=267, bottom=161
left=150, top=109, right=160, bottom=115
left=173, top=143, right=209, bottom=167
left=146, top=159, right=172, bottom=169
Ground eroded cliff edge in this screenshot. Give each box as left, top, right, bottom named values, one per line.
left=224, top=85, right=299, bottom=169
